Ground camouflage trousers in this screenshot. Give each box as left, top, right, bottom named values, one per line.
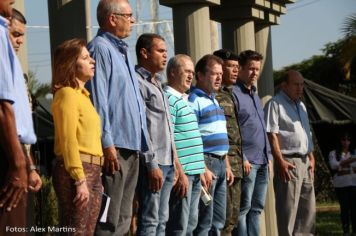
left=53, top=159, right=102, bottom=236
left=222, top=177, right=242, bottom=236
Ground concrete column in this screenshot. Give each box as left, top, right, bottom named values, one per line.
left=210, top=20, right=219, bottom=52
left=255, top=24, right=278, bottom=236
left=221, top=20, right=255, bottom=54
left=85, top=0, right=92, bottom=40
left=159, top=0, right=220, bottom=64
left=256, top=24, right=274, bottom=104
left=172, top=4, right=212, bottom=63
left=13, top=0, right=28, bottom=73
left=47, top=0, right=89, bottom=56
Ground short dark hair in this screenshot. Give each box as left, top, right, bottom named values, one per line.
left=11, top=8, right=26, bottom=24
left=195, top=54, right=223, bottom=81
left=213, top=49, right=239, bottom=61
left=238, top=50, right=263, bottom=67
left=135, top=33, right=165, bottom=61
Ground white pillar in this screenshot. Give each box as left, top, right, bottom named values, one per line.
left=210, top=20, right=219, bottom=52
left=13, top=0, right=28, bottom=73
left=256, top=24, right=274, bottom=103
left=159, top=0, right=220, bottom=64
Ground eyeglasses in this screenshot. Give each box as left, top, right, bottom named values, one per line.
left=113, top=13, right=134, bottom=20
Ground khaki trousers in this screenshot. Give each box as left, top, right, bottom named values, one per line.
left=274, top=156, right=316, bottom=236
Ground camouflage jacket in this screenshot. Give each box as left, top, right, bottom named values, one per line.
left=216, top=86, right=243, bottom=178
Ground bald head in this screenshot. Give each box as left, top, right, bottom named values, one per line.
left=282, top=70, right=304, bottom=101
left=96, top=0, right=134, bottom=39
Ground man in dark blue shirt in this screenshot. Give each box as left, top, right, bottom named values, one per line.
left=232, top=50, right=272, bottom=236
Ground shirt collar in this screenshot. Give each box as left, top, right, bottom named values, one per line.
left=77, top=87, right=90, bottom=97
left=237, top=80, right=257, bottom=94
left=221, top=85, right=233, bottom=93
left=280, top=90, right=301, bottom=105
left=97, top=29, right=128, bottom=50
left=135, top=65, right=163, bottom=83
left=165, top=86, right=185, bottom=98
left=0, top=15, right=9, bottom=28
left=190, top=86, right=216, bottom=99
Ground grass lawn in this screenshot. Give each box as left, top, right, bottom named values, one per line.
left=316, top=203, right=343, bottom=236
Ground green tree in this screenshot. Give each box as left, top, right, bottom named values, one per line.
left=339, top=13, right=356, bottom=87
left=27, top=71, right=51, bottom=99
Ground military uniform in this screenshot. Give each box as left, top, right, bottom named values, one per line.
left=216, top=85, right=243, bottom=235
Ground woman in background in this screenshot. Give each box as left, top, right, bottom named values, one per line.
left=329, top=132, right=356, bottom=236
left=51, top=38, right=103, bottom=235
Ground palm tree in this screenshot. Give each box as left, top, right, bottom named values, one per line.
left=342, top=13, right=356, bottom=38
left=339, top=13, right=356, bottom=81
left=26, top=70, right=51, bottom=99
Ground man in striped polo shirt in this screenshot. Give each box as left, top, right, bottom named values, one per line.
left=189, top=54, right=232, bottom=236
left=164, top=54, right=206, bottom=235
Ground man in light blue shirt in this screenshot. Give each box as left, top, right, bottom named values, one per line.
left=265, top=70, right=315, bottom=236
left=0, top=2, right=41, bottom=233
left=86, top=0, right=150, bottom=235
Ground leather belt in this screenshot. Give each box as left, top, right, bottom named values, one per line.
left=80, top=153, right=104, bottom=166
left=57, top=153, right=104, bottom=166
left=337, top=170, right=350, bottom=176
left=283, top=153, right=307, bottom=158
left=337, top=168, right=356, bottom=176
left=204, top=153, right=226, bottom=160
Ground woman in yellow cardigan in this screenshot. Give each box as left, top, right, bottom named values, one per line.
left=51, top=38, right=103, bottom=235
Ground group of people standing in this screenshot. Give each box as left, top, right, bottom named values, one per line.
left=0, top=0, right=320, bottom=236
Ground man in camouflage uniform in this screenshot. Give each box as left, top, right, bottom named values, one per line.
left=214, top=49, right=243, bottom=236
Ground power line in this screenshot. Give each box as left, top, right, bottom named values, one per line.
left=288, top=0, right=322, bottom=11
left=26, top=19, right=173, bottom=29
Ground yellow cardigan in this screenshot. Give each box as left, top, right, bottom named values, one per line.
left=52, top=87, right=103, bottom=180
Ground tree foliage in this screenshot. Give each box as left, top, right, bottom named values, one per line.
left=27, top=70, right=51, bottom=99
left=273, top=13, right=356, bottom=97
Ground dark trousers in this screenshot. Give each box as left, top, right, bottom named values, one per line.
left=0, top=145, right=28, bottom=236
left=335, top=186, right=356, bottom=234
left=52, top=159, right=102, bottom=236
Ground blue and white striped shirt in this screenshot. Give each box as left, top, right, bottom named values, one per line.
left=188, top=87, right=229, bottom=156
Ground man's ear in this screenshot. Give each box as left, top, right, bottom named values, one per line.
left=140, top=48, right=149, bottom=60
left=108, top=14, right=116, bottom=27
left=196, top=71, right=203, bottom=81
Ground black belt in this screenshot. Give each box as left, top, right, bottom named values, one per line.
left=283, top=153, right=307, bottom=158
left=204, top=153, right=226, bottom=160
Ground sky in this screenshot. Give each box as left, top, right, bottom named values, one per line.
left=24, top=0, right=356, bottom=84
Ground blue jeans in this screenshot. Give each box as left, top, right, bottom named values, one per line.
left=238, top=163, right=269, bottom=236
left=167, top=174, right=202, bottom=236
left=194, top=155, right=227, bottom=236
left=137, top=164, right=175, bottom=236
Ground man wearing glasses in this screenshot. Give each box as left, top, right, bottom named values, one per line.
left=86, top=0, right=150, bottom=235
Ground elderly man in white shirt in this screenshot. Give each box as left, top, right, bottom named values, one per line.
left=264, top=70, right=316, bottom=236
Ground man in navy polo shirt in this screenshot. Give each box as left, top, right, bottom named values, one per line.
left=232, top=50, right=272, bottom=236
